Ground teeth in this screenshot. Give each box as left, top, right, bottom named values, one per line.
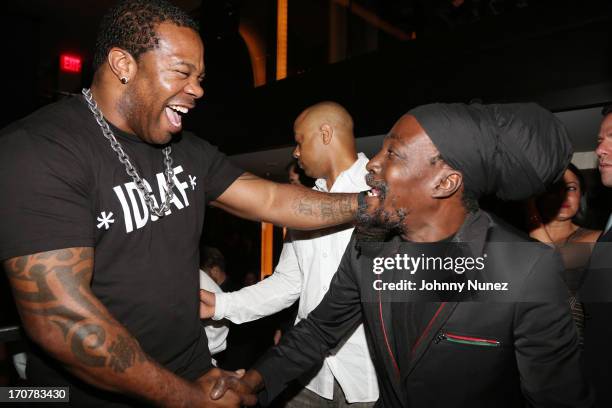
left=169, top=105, right=189, bottom=114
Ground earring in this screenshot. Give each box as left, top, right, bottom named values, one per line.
left=120, top=77, right=129, bottom=84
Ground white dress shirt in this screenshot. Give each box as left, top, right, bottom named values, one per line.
left=213, top=153, right=378, bottom=402
left=200, top=269, right=229, bottom=356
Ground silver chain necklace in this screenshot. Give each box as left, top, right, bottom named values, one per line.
left=82, top=88, right=175, bottom=218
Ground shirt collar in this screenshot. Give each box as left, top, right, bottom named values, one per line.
left=315, top=152, right=369, bottom=192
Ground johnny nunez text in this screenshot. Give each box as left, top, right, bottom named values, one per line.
left=372, top=279, right=509, bottom=292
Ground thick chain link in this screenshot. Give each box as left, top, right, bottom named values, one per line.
left=82, top=88, right=175, bottom=218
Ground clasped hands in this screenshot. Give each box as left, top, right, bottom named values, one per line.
left=198, top=291, right=262, bottom=407
left=197, top=367, right=261, bottom=407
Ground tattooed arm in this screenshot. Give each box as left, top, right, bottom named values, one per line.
left=212, top=172, right=358, bottom=229
left=3, top=247, right=247, bottom=407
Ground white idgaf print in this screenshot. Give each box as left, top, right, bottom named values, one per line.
left=172, top=166, right=190, bottom=206
left=112, top=165, right=193, bottom=233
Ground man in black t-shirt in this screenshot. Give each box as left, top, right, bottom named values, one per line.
left=0, top=1, right=359, bottom=407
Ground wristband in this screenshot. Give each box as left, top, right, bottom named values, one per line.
left=357, top=190, right=367, bottom=210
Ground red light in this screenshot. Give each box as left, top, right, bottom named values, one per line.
left=60, top=54, right=82, bottom=73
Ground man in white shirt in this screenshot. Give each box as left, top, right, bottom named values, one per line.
left=200, top=101, right=377, bottom=407
left=199, top=269, right=229, bottom=358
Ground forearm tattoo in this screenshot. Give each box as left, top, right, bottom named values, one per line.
left=292, top=192, right=356, bottom=221
left=4, top=248, right=146, bottom=372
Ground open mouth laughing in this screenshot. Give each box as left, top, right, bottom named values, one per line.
left=165, top=103, right=193, bottom=131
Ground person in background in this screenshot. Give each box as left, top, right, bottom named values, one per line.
left=201, top=101, right=377, bottom=407
left=287, top=161, right=303, bottom=186
left=199, top=269, right=230, bottom=359
left=202, top=246, right=239, bottom=293
left=581, top=104, right=612, bottom=407
left=529, top=163, right=601, bottom=245
left=286, top=159, right=315, bottom=188
left=528, top=163, right=601, bottom=347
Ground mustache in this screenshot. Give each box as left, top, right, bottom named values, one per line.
left=365, top=174, right=388, bottom=199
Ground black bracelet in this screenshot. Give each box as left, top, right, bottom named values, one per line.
left=357, top=190, right=367, bottom=210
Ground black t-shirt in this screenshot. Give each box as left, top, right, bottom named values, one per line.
left=0, top=95, right=243, bottom=405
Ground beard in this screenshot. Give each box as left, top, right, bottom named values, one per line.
left=356, top=175, right=407, bottom=241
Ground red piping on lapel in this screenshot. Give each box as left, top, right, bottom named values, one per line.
left=411, top=302, right=447, bottom=356
left=378, top=292, right=400, bottom=377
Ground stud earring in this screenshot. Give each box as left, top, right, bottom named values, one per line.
left=120, top=77, right=129, bottom=84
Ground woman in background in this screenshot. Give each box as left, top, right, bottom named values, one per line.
left=530, top=163, right=601, bottom=244
left=528, top=163, right=601, bottom=347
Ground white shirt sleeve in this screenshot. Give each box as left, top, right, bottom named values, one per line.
left=214, top=237, right=302, bottom=324
left=199, top=270, right=229, bottom=355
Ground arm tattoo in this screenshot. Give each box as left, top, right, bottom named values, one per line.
left=71, top=324, right=107, bottom=367
left=319, top=201, right=334, bottom=219
left=108, top=335, right=147, bottom=373
left=292, top=192, right=356, bottom=222
left=297, top=197, right=313, bottom=216
left=3, top=248, right=146, bottom=373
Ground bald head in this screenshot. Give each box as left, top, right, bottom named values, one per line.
left=296, top=101, right=353, bottom=136
left=293, top=101, right=357, bottom=183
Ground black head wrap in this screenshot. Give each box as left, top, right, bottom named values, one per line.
left=408, top=103, right=573, bottom=201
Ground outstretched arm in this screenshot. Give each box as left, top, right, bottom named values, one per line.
left=212, top=173, right=359, bottom=230
left=203, top=237, right=302, bottom=323
left=210, top=237, right=364, bottom=405
left=4, top=247, right=249, bottom=407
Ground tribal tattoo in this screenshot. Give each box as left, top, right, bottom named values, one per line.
left=4, top=248, right=146, bottom=372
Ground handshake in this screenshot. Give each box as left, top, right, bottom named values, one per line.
left=197, top=290, right=264, bottom=407
left=197, top=367, right=263, bottom=407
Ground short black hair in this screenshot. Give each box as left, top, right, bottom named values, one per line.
left=93, top=0, right=199, bottom=71
left=602, top=104, right=612, bottom=117
left=200, top=247, right=225, bottom=272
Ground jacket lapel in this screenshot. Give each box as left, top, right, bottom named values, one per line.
left=360, top=236, right=406, bottom=405
left=377, top=290, right=406, bottom=403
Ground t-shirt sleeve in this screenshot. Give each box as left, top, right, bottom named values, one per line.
left=199, top=139, right=243, bottom=204
left=0, top=126, right=95, bottom=260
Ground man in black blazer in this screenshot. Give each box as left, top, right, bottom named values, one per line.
left=581, top=105, right=612, bottom=407
left=210, top=103, right=593, bottom=407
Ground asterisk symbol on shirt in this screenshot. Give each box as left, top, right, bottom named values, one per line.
left=189, top=175, right=197, bottom=190
left=96, top=211, right=115, bottom=230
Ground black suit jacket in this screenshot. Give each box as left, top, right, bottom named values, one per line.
left=254, top=211, right=593, bottom=407
left=582, top=228, right=612, bottom=408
